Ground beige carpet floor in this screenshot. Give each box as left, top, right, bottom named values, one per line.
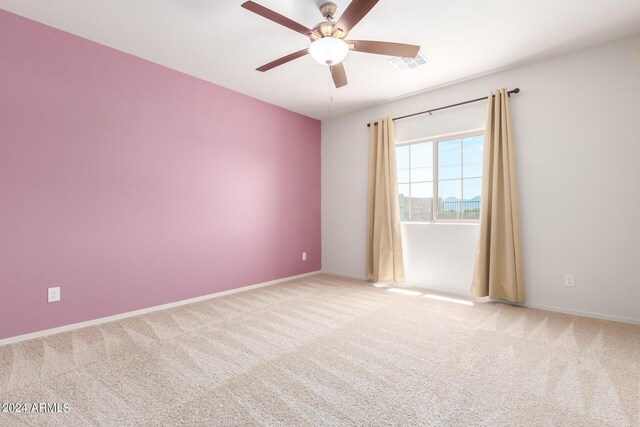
left=1, top=274, right=639, bottom=426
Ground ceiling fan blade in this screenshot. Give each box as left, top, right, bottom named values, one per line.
left=349, top=40, right=420, bottom=58
left=335, top=0, right=379, bottom=35
left=256, top=48, right=309, bottom=72
left=241, top=1, right=311, bottom=37
left=330, top=63, right=348, bottom=88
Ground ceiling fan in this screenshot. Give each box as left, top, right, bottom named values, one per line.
left=241, top=0, right=420, bottom=88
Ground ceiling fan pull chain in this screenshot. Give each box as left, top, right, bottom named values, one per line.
left=328, top=70, right=332, bottom=113
left=331, top=69, right=334, bottom=105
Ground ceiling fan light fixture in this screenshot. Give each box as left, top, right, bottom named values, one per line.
left=308, top=36, right=349, bottom=66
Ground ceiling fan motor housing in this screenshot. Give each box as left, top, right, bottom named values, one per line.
left=311, top=3, right=345, bottom=40
left=312, top=21, right=340, bottom=39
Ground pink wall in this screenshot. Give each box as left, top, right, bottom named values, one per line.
left=0, top=10, right=321, bottom=340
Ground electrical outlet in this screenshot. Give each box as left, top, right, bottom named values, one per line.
left=564, top=274, right=575, bottom=288
left=302, top=252, right=307, bottom=261
left=48, top=287, right=61, bottom=302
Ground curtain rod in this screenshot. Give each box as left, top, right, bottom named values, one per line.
left=367, top=88, right=520, bottom=127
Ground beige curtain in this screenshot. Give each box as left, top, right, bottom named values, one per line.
left=366, top=117, right=405, bottom=282
left=471, top=88, right=524, bottom=302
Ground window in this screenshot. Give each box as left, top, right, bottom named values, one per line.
left=396, top=131, right=484, bottom=223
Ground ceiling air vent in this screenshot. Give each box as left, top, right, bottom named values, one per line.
left=388, top=52, right=428, bottom=71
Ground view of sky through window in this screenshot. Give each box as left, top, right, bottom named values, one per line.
left=397, top=134, right=483, bottom=222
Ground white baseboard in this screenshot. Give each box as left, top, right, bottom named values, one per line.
left=321, top=270, right=367, bottom=280
left=405, top=282, right=640, bottom=325
left=519, top=302, right=640, bottom=326
left=0, top=270, right=321, bottom=347
left=322, top=270, right=640, bottom=326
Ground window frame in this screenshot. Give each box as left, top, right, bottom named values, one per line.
left=396, top=128, right=484, bottom=224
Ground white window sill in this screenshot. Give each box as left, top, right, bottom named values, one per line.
left=400, top=221, right=479, bottom=225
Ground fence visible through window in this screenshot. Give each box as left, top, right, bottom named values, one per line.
left=397, top=131, right=484, bottom=223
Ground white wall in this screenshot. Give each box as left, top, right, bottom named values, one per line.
left=401, top=223, right=479, bottom=295
left=322, top=35, right=640, bottom=323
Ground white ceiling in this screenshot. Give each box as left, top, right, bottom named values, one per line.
left=2, top=0, right=640, bottom=119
